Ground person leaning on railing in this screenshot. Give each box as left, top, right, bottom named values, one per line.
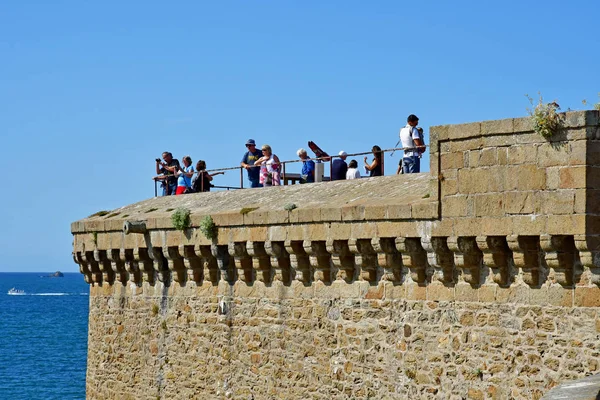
left=154, top=151, right=180, bottom=196
left=297, top=148, right=315, bottom=184
left=363, top=145, right=383, bottom=177
left=191, top=160, right=225, bottom=193
left=254, top=144, right=281, bottom=187
left=175, top=155, right=195, bottom=195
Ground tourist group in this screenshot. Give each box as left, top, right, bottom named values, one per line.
left=153, top=114, right=425, bottom=196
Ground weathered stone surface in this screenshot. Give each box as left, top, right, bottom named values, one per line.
left=74, top=111, right=600, bottom=399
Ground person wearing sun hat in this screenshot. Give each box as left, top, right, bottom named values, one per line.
left=331, top=150, right=348, bottom=181
left=240, top=138, right=262, bottom=188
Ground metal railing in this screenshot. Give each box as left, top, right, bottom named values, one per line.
left=153, top=145, right=427, bottom=196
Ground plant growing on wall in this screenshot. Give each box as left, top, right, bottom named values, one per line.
left=526, top=92, right=565, bottom=139
left=171, top=208, right=191, bottom=231
left=199, top=215, right=217, bottom=240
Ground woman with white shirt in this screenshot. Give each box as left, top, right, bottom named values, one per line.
left=346, top=159, right=361, bottom=180
left=254, top=144, right=281, bottom=187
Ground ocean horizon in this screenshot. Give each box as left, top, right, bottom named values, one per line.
left=0, top=272, right=88, bottom=399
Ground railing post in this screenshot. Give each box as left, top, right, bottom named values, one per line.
left=282, top=162, right=286, bottom=185
left=154, top=180, right=158, bottom=197
left=240, top=167, right=244, bottom=189
left=329, top=157, right=333, bottom=181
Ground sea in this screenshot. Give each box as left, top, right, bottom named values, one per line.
left=0, top=273, right=89, bottom=400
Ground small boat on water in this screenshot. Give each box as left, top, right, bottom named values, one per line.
left=7, top=288, right=25, bottom=295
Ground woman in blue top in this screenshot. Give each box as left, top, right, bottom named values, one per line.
left=175, top=155, right=195, bottom=195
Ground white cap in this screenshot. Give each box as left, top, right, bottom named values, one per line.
left=339, top=151, right=347, bottom=157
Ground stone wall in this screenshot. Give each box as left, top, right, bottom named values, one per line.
left=73, top=111, right=600, bottom=399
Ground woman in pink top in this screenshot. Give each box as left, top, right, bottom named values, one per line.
left=254, top=144, right=281, bottom=187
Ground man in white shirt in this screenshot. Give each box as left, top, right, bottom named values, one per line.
left=399, top=114, right=425, bottom=173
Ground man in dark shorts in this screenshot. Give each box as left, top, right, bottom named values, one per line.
left=155, top=151, right=180, bottom=195
left=240, top=139, right=262, bottom=188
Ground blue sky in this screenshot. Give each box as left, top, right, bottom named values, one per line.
left=1, top=0, right=598, bottom=272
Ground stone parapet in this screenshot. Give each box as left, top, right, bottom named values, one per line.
left=73, top=110, right=600, bottom=399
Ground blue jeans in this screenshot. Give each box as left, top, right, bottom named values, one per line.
left=249, top=178, right=261, bottom=188
left=162, top=182, right=177, bottom=196
left=402, top=156, right=420, bottom=174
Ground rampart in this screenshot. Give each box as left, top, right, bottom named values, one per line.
left=72, top=111, right=600, bottom=399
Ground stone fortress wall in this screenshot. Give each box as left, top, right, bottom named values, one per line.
left=72, top=111, right=600, bottom=399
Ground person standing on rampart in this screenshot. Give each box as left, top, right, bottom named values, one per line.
left=297, top=148, right=316, bottom=183
left=154, top=151, right=180, bottom=196
left=241, top=139, right=262, bottom=188
left=331, top=151, right=348, bottom=181
left=399, top=114, right=425, bottom=173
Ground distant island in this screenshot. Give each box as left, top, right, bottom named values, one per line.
left=42, top=271, right=64, bottom=278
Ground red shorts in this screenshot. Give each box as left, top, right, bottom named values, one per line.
left=175, top=186, right=186, bottom=195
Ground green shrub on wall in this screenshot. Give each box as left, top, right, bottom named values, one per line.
left=526, top=93, right=565, bottom=139
left=199, top=215, right=217, bottom=240
left=171, top=208, right=191, bottom=231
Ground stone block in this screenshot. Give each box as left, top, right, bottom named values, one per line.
left=467, top=150, right=479, bottom=168
left=441, top=179, right=458, bottom=196
left=537, top=142, right=569, bottom=168
left=511, top=215, right=546, bottom=235
left=431, top=124, right=449, bottom=141
left=568, top=140, right=586, bottom=166
left=513, top=116, right=534, bottom=133
left=474, top=193, right=505, bottom=217
left=364, top=205, right=387, bottom=220
left=448, top=122, right=481, bottom=140
left=375, top=221, right=402, bottom=238
left=504, top=191, right=540, bottom=215
left=481, top=118, right=514, bottom=135
left=450, top=137, right=483, bottom=153
left=497, top=147, right=508, bottom=165
left=297, top=208, right=321, bottom=223
left=482, top=134, right=514, bottom=148
left=587, top=141, right=600, bottom=166
left=547, top=284, right=573, bottom=307
left=507, top=144, right=538, bottom=165
left=320, top=207, right=342, bottom=222
left=350, top=222, right=378, bottom=239
left=546, top=215, right=585, bottom=235
left=477, top=285, right=496, bottom=302
left=411, top=202, right=438, bottom=219
left=546, top=167, right=561, bottom=190
left=341, top=205, right=365, bottom=222
left=327, top=223, right=351, bottom=240
left=505, top=165, right=546, bottom=191
left=458, top=169, right=489, bottom=194
left=480, top=217, right=512, bottom=236
left=384, top=282, right=406, bottom=299
left=559, top=166, right=586, bottom=189
left=455, top=283, right=478, bottom=302
left=427, top=283, right=455, bottom=302
left=574, top=287, right=600, bottom=307
left=442, top=195, right=468, bottom=217
left=487, top=166, right=506, bottom=193
left=495, top=284, right=529, bottom=304
left=515, top=132, right=542, bottom=144
left=266, top=210, right=289, bottom=225
left=406, top=283, right=427, bottom=300
left=479, top=148, right=498, bottom=166
left=441, top=152, right=464, bottom=170
left=452, top=218, right=481, bottom=236
left=540, top=191, right=575, bottom=215
left=564, top=110, right=595, bottom=128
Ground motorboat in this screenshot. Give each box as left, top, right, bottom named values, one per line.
left=7, top=288, right=25, bottom=295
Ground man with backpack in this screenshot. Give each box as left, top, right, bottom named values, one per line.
left=399, top=114, right=425, bottom=173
